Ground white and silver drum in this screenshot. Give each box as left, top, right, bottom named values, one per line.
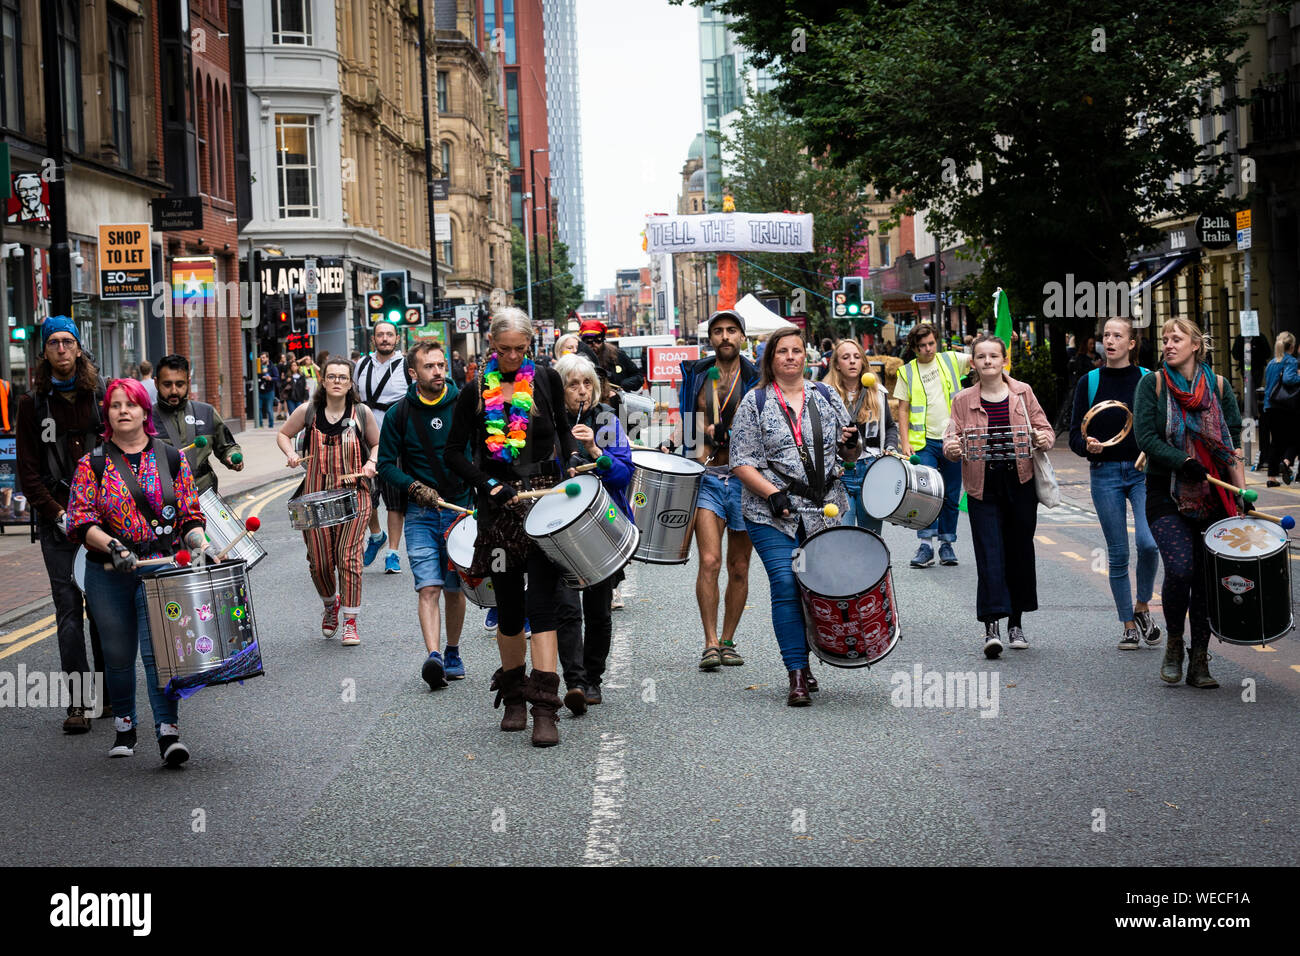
left=444, top=513, right=499, bottom=608
left=525, top=474, right=640, bottom=588
left=141, top=559, right=264, bottom=695
left=288, top=488, right=358, bottom=530
left=200, top=488, right=267, bottom=568
left=628, top=449, right=704, bottom=564
left=1203, top=517, right=1293, bottom=645
left=860, top=454, right=944, bottom=530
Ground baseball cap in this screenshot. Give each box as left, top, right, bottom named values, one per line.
left=707, top=309, right=745, bottom=335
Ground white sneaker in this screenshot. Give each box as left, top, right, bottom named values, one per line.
left=611, top=587, right=624, bottom=610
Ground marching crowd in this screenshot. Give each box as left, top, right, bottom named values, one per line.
left=7, top=300, right=1290, bottom=761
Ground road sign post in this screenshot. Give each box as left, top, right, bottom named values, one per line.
left=1238, top=209, right=1255, bottom=467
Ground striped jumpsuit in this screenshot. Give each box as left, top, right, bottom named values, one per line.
left=301, top=403, right=374, bottom=617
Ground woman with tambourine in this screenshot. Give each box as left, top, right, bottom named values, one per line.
left=445, top=308, right=581, bottom=747
left=67, top=378, right=212, bottom=764
left=1134, top=317, right=1244, bottom=690
left=823, top=339, right=899, bottom=533
left=1068, top=317, right=1162, bottom=651
left=277, top=358, right=380, bottom=647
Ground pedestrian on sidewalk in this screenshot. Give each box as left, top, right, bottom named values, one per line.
left=284, top=359, right=308, bottom=416
left=14, top=316, right=108, bottom=734
left=943, top=333, right=1054, bottom=658
left=731, top=328, right=859, bottom=706
left=444, top=308, right=583, bottom=747
left=257, top=352, right=279, bottom=427
left=895, top=323, right=970, bottom=568
left=277, top=358, right=379, bottom=647
left=356, top=321, right=409, bottom=574
left=138, top=360, right=157, bottom=406
left=1134, top=318, right=1245, bottom=690
left=1068, top=317, right=1162, bottom=650
left=1263, top=331, right=1300, bottom=487
left=153, top=354, right=243, bottom=496
left=551, top=353, right=635, bottom=714
left=823, top=338, right=898, bottom=532
left=377, top=340, right=470, bottom=690
left=68, top=378, right=217, bottom=764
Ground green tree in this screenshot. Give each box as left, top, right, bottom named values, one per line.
left=691, top=0, right=1258, bottom=366
left=719, top=90, right=876, bottom=343
left=511, top=225, right=586, bottom=325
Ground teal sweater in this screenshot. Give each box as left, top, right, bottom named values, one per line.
left=377, top=382, right=472, bottom=507
left=1133, top=368, right=1242, bottom=518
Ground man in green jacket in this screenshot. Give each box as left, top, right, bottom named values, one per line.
left=153, top=354, right=243, bottom=496
left=378, top=340, right=472, bottom=689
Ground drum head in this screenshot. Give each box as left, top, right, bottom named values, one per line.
left=445, top=514, right=477, bottom=567
left=795, top=526, right=890, bottom=596
left=524, top=475, right=599, bottom=534
left=631, top=449, right=706, bottom=476
left=73, top=546, right=87, bottom=593
left=861, top=456, right=906, bottom=519
left=1204, top=518, right=1288, bottom=559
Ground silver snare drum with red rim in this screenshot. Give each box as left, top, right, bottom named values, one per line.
left=1203, top=517, right=1293, bottom=645
left=794, top=526, right=900, bottom=668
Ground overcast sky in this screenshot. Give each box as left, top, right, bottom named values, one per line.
left=576, top=0, right=700, bottom=295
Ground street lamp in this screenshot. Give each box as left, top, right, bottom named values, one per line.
left=529, top=148, right=548, bottom=319
left=522, top=192, right=534, bottom=319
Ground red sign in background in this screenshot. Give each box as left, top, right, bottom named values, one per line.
left=646, top=346, right=699, bottom=384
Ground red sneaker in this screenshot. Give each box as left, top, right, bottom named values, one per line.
left=322, top=597, right=341, bottom=638
left=340, top=618, right=360, bottom=646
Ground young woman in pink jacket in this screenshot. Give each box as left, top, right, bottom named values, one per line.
left=943, top=333, right=1055, bottom=657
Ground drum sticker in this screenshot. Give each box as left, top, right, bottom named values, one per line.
left=219, top=509, right=230, bottom=521
left=164, top=601, right=182, bottom=621
left=174, top=637, right=183, bottom=659
left=230, top=605, right=248, bottom=623
left=606, top=507, right=618, bottom=523
left=1222, top=575, right=1255, bottom=595
left=633, top=492, right=647, bottom=508
left=179, top=615, right=191, bottom=627
left=1215, top=524, right=1274, bottom=552
left=162, top=505, right=176, bottom=520
left=194, top=637, right=214, bottom=654
left=197, top=603, right=214, bottom=622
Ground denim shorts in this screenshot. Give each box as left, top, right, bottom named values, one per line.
left=404, top=504, right=462, bottom=592
left=696, top=471, right=746, bottom=533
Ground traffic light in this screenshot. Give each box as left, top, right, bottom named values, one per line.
left=478, top=304, right=490, bottom=333
left=278, top=295, right=290, bottom=328
left=923, top=261, right=938, bottom=294
left=377, top=270, right=408, bottom=325
left=834, top=277, right=865, bottom=318
left=8, top=324, right=27, bottom=342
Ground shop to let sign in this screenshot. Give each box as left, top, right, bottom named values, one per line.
left=98, top=224, right=153, bottom=299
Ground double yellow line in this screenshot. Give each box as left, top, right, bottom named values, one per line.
left=0, top=479, right=298, bottom=663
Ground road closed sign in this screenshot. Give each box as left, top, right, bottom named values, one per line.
left=98, top=224, right=153, bottom=299
left=647, top=345, right=699, bottom=384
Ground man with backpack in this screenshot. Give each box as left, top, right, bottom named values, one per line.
left=355, top=321, right=409, bottom=573
left=14, top=316, right=107, bottom=733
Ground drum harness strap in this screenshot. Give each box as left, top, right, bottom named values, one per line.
left=89, top=439, right=183, bottom=557
left=358, top=354, right=403, bottom=413
left=387, top=396, right=459, bottom=496
left=757, top=384, right=833, bottom=535
left=295, top=401, right=373, bottom=498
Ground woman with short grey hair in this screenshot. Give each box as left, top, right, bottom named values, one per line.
left=553, top=353, right=601, bottom=400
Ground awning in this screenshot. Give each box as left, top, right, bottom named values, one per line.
left=1129, top=253, right=1195, bottom=299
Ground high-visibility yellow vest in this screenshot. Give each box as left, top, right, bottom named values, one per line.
left=901, top=351, right=961, bottom=448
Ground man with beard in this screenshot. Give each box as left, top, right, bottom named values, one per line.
left=356, top=320, right=410, bottom=573
left=378, top=341, right=471, bottom=688
left=152, top=354, right=243, bottom=496
left=14, top=316, right=107, bottom=733
left=660, top=310, right=758, bottom=670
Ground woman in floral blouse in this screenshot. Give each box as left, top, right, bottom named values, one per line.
left=68, top=378, right=212, bottom=765
left=730, top=328, right=861, bottom=707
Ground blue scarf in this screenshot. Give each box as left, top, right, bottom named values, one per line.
left=50, top=376, right=77, bottom=392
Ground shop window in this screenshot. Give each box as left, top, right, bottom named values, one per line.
left=1, top=0, right=22, bottom=132
left=276, top=114, right=319, bottom=218
left=273, top=0, right=312, bottom=46
left=108, top=11, right=131, bottom=167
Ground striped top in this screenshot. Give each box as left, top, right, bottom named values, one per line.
left=981, top=396, right=1010, bottom=429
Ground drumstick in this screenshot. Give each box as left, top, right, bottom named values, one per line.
left=708, top=366, right=721, bottom=422
left=434, top=498, right=474, bottom=515
left=572, top=456, right=613, bottom=474
left=214, top=517, right=261, bottom=561
left=513, top=481, right=584, bottom=502
left=180, top=435, right=209, bottom=453
left=1248, top=509, right=1297, bottom=530
left=135, top=550, right=192, bottom=568
left=1205, top=475, right=1258, bottom=502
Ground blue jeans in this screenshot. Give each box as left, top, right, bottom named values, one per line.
left=1090, top=460, right=1159, bottom=623
left=840, top=458, right=884, bottom=535
left=913, top=438, right=961, bottom=542
left=744, top=519, right=808, bottom=671
left=83, top=561, right=177, bottom=734
left=404, top=504, right=462, bottom=592
left=259, top=391, right=275, bottom=426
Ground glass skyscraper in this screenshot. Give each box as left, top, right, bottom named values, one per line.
left=543, top=0, right=587, bottom=292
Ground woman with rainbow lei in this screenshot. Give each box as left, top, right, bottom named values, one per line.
left=446, top=308, right=581, bottom=747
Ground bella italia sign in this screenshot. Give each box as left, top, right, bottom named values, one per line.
left=644, top=212, right=814, bottom=254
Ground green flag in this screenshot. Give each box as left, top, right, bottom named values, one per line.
left=993, top=287, right=1013, bottom=351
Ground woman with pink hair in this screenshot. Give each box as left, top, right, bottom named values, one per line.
left=67, top=378, right=212, bottom=764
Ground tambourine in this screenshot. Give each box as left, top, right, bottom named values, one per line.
left=1080, top=400, right=1133, bottom=449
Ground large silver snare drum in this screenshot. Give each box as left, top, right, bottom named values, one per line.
left=524, top=475, right=639, bottom=588
left=288, top=488, right=358, bottom=530
left=141, top=559, right=264, bottom=695
left=628, top=449, right=704, bottom=564
left=200, top=488, right=267, bottom=568
left=860, top=454, right=944, bottom=531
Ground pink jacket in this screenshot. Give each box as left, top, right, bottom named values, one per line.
left=942, top=374, right=1054, bottom=501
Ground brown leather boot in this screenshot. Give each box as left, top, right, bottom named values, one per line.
left=1185, top=647, right=1219, bottom=689
left=490, top=666, right=528, bottom=731
left=525, top=670, right=563, bottom=747
left=1160, top=634, right=1184, bottom=684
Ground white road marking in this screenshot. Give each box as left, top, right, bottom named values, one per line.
left=583, top=731, right=629, bottom=866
